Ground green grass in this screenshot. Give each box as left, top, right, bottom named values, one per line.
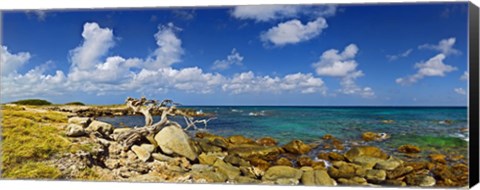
left=10, top=99, right=52, bottom=106
left=2, top=162, right=62, bottom=179
left=1, top=105, right=96, bottom=179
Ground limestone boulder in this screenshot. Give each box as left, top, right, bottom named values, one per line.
left=154, top=125, right=198, bottom=161
left=66, top=124, right=86, bottom=137
left=302, top=170, right=336, bottom=186
left=68, top=117, right=92, bottom=128
left=86, top=120, right=114, bottom=136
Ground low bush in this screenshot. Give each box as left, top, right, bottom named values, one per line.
left=10, top=99, right=52, bottom=106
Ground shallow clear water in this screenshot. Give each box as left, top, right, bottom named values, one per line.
left=98, top=106, right=468, bottom=156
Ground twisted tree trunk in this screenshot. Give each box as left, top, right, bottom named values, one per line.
left=115, top=97, right=211, bottom=150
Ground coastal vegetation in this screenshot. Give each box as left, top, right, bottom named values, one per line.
left=0, top=98, right=469, bottom=187
left=64, top=102, right=86, bottom=106
left=9, top=99, right=52, bottom=106
left=1, top=105, right=93, bottom=179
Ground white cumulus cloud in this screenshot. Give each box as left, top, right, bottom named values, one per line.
left=2, top=21, right=332, bottom=100
left=1, top=46, right=31, bottom=75
left=2, top=64, right=67, bottom=98
left=261, top=17, right=327, bottom=46
left=222, top=71, right=326, bottom=94
left=418, top=37, right=460, bottom=55
left=313, top=44, right=374, bottom=98
left=212, top=48, right=244, bottom=70
left=144, top=23, right=184, bottom=70
left=231, top=5, right=336, bottom=22
left=231, top=5, right=301, bottom=22
left=313, top=44, right=359, bottom=77
left=396, top=54, right=457, bottom=85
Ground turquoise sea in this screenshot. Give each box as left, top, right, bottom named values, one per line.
left=98, top=106, right=469, bottom=157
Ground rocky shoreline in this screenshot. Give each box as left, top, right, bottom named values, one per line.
left=57, top=108, right=470, bottom=188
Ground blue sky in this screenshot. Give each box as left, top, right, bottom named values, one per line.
left=1, top=3, right=469, bottom=106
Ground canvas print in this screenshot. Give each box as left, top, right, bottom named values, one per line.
left=0, top=2, right=470, bottom=188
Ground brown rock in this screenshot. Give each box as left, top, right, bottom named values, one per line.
left=398, top=144, right=421, bottom=153
left=322, top=134, right=334, bottom=140
left=404, top=162, right=428, bottom=171
left=224, top=154, right=250, bottom=167
left=375, top=156, right=403, bottom=170
left=256, top=137, right=278, bottom=146
left=366, top=169, right=387, bottom=182
left=449, top=154, right=465, bottom=161
left=353, top=156, right=384, bottom=169
left=405, top=173, right=436, bottom=187
left=228, top=135, right=255, bottom=145
left=246, top=157, right=271, bottom=172
left=386, top=166, right=414, bottom=179
left=312, top=161, right=326, bottom=170
left=283, top=140, right=312, bottom=154
left=263, top=166, right=303, bottom=181
left=328, top=163, right=356, bottom=179
left=317, top=152, right=329, bottom=160
left=275, top=157, right=292, bottom=167
left=233, top=176, right=261, bottom=184
left=197, top=139, right=222, bottom=153
left=362, top=132, right=389, bottom=142
left=301, top=170, right=336, bottom=186
left=297, top=156, right=314, bottom=167
left=384, top=179, right=406, bottom=186
left=191, top=170, right=227, bottom=183
left=332, top=139, right=345, bottom=150
left=228, top=144, right=283, bottom=159
left=213, top=159, right=241, bottom=180
left=328, top=152, right=345, bottom=161
left=344, top=146, right=388, bottom=162
left=429, top=154, right=447, bottom=164
left=198, top=152, right=220, bottom=166
left=337, top=177, right=368, bottom=185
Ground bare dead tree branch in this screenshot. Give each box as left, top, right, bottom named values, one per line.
left=116, top=97, right=213, bottom=150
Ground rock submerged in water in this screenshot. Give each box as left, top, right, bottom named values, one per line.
left=361, top=132, right=390, bottom=142
left=283, top=140, right=311, bottom=155
left=429, top=154, right=447, bottom=164
left=155, top=125, right=198, bottom=161
left=398, top=144, right=421, bottom=153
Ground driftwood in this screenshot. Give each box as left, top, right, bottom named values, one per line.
left=115, top=96, right=215, bottom=150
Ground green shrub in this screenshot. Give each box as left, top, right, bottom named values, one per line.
left=11, top=99, right=52, bottom=106
left=64, top=101, right=85, bottom=106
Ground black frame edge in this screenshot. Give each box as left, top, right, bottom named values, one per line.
left=469, top=1, right=480, bottom=188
